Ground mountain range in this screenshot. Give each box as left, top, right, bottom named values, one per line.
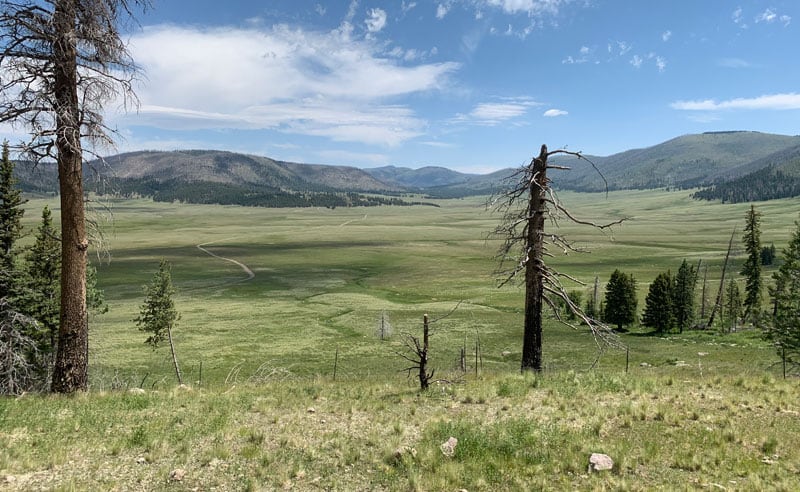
left=14, top=131, right=800, bottom=204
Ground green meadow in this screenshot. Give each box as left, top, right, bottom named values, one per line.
left=3, top=189, right=800, bottom=490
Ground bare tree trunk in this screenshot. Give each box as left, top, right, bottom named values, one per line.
left=166, top=325, right=182, bottom=385
left=700, top=264, right=708, bottom=320
left=707, top=228, right=736, bottom=330
left=51, top=0, right=89, bottom=393
left=419, top=314, right=429, bottom=390
left=522, top=145, right=548, bottom=373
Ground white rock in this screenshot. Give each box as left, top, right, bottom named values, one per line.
left=441, top=436, right=458, bottom=457
left=588, top=453, right=613, bottom=472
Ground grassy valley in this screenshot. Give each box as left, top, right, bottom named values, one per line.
left=3, top=190, right=800, bottom=489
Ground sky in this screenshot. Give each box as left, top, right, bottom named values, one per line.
left=6, top=1, right=800, bottom=173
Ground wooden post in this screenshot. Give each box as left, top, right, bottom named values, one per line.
left=625, top=347, right=629, bottom=374
left=334, top=346, right=339, bottom=381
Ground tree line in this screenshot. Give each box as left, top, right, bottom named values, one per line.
left=692, top=167, right=800, bottom=203
left=593, top=204, right=800, bottom=372
left=111, top=179, right=440, bottom=209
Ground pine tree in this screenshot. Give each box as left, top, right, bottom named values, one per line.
left=642, top=271, right=674, bottom=333
left=24, top=206, right=61, bottom=355
left=603, top=269, right=637, bottom=331
left=672, top=259, right=697, bottom=333
left=724, top=279, right=742, bottom=333
left=134, top=260, right=182, bottom=384
left=741, top=205, right=762, bottom=322
left=768, top=216, right=800, bottom=369
left=0, top=141, right=26, bottom=302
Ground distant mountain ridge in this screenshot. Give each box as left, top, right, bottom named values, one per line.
left=13, top=131, right=800, bottom=204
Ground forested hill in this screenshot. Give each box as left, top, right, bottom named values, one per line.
left=692, top=144, right=800, bottom=203
left=550, top=131, right=800, bottom=192
left=12, top=131, right=800, bottom=204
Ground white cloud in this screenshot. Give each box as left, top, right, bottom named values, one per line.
left=483, top=0, right=563, bottom=15
left=671, top=93, right=800, bottom=111
left=315, top=4, right=326, bottom=16
left=579, top=46, right=589, bottom=55
left=124, top=24, right=459, bottom=146
left=543, top=109, right=567, bottom=117
left=630, top=55, right=642, bottom=68
left=454, top=97, right=539, bottom=126
left=365, top=8, right=387, bottom=33
left=401, top=1, right=417, bottom=13
left=732, top=7, right=747, bottom=28
left=717, top=58, right=751, bottom=69
left=755, top=8, right=777, bottom=23
left=661, top=30, right=672, bottom=42
left=655, top=56, right=666, bottom=72
left=754, top=8, right=791, bottom=26
left=436, top=3, right=450, bottom=19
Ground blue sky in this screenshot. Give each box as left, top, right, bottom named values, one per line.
left=9, top=1, right=800, bottom=173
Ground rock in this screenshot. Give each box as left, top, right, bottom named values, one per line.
left=169, top=469, right=186, bottom=481
left=440, top=436, right=458, bottom=457
left=128, top=388, right=146, bottom=395
left=135, top=456, right=147, bottom=464
left=639, top=362, right=651, bottom=368
left=501, top=351, right=512, bottom=357
left=307, top=407, right=316, bottom=414
left=588, top=453, right=613, bottom=472
left=4, top=475, right=16, bottom=484
left=177, top=384, right=192, bottom=391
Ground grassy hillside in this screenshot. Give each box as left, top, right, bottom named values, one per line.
left=5, top=191, right=800, bottom=489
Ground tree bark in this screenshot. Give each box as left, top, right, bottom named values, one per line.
left=166, top=325, right=182, bottom=385
left=51, top=0, right=89, bottom=393
left=521, top=145, right=548, bottom=373
left=707, top=227, right=736, bottom=330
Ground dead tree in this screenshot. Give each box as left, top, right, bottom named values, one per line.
left=0, top=0, right=148, bottom=392
left=396, top=314, right=433, bottom=390
left=491, top=144, right=625, bottom=373
left=706, top=227, right=737, bottom=329
left=0, top=300, right=41, bottom=395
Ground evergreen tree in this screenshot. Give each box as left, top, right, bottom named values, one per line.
left=603, top=269, right=637, bottom=330
left=672, top=259, right=697, bottom=333
left=134, top=260, right=182, bottom=384
left=768, top=216, right=800, bottom=369
left=23, top=206, right=61, bottom=354
left=761, top=243, right=777, bottom=266
left=741, top=205, right=762, bottom=322
left=723, top=279, right=742, bottom=333
left=0, top=141, right=26, bottom=302
left=642, top=271, right=674, bottom=333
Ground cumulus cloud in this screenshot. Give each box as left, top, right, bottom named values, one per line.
left=655, top=56, right=666, bottom=72
left=671, top=93, right=800, bottom=111
left=123, top=24, right=459, bottom=146
left=661, top=30, right=672, bottom=42
left=436, top=3, right=451, bottom=19
left=630, top=55, right=643, bottom=68
left=365, top=8, right=387, bottom=33
left=543, top=109, right=567, bottom=117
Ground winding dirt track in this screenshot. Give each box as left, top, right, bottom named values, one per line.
left=196, top=240, right=255, bottom=282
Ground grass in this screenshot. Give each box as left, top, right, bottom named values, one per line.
left=2, top=373, right=800, bottom=490
left=3, top=189, right=800, bottom=489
